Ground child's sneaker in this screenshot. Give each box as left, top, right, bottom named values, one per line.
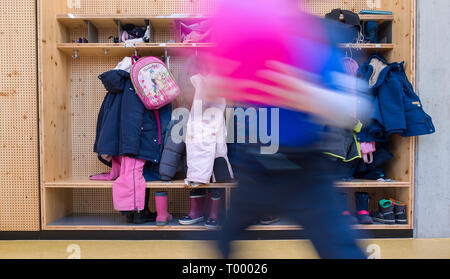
left=390, top=199, right=407, bottom=224
left=372, top=199, right=395, bottom=224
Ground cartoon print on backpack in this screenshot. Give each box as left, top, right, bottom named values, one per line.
left=152, top=72, right=169, bottom=100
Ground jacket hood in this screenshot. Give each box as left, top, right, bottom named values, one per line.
left=98, top=69, right=130, bottom=94
left=367, top=57, right=388, bottom=87
left=114, top=57, right=133, bottom=73
left=359, top=54, right=403, bottom=89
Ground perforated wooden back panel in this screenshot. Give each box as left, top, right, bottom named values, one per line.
left=67, top=0, right=376, bottom=16
left=73, top=188, right=191, bottom=215
left=70, top=25, right=189, bottom=213
left=0, top=0, right=39, bottom=231
left=71, top=56, right=187, bottom=178
left=68, top=0, right=217, bottom=15
left=300, top=0, right=373, bottom=15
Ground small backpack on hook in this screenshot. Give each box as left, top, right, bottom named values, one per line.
left=130, top=56, right=180, bottom=110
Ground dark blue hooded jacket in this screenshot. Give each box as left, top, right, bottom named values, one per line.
left=357, top=54, right=435, bottom=142
left=94, top=69, right=172, bottom=168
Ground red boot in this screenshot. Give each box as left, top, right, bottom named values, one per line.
left=205, top=196, right=221, bottom=229
left=155, top=191, right=173, bottom=226
left=179, top=193, right=205, bottom=225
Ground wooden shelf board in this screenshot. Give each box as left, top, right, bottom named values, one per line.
left=44, top=214, right=411, bottom=231
left=247, top=224, right=411, bottom=231
left=335, top=180, right=410, bottom=188
left=338, top=43, right=394, bottom=49
left=44, top=177, right=410, bottom=189
left=57, top=14, right=393, bottom=29
left=57, top=14, right=213, bottom=29
left=57, top=43, right=214, bottom=56
left=346, top=14, right=394, bottom=21
left=44, top=177, right=235, bottom=189
left=357, top=14, right=394, bottom=21
left=58, top=43, right=393, bottom=57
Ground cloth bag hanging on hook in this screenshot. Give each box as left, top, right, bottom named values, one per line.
left=130, top=56, right=180, bottom=110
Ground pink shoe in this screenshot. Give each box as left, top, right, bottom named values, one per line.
left=155, top=192, right=173, bottom=226
left=179, top=193, right=205, bottom=225
left=90, top=156, right=122, bottom=181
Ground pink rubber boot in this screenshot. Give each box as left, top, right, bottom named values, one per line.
left=90, top=156, right=122, bottom=181
left=155, top=191, right=173, bottom=226
left=112, top=157, right=146, bottom=211
left=204, top=191, right=212, bottom=218
left=205, top=196, right=222, bottom=229
left=179, top=193, right=205, bottom=225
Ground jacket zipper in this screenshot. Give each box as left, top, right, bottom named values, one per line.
left=133, top=158, right=137, bottom=211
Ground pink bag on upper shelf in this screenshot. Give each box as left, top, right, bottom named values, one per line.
left=130, top=56, right=180, bottom=110
left=178, top=19, right=213, bottom=43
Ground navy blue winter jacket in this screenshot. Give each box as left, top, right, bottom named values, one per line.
left=94, top=70, right=126, bottom=161
left=94, top=69, right=172, bottom=165
left=357, top=54, right=435, bottom=142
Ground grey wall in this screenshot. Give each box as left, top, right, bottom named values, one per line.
left=415, top=0, right=450, bottom=238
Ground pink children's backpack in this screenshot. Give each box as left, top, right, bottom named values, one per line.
left=130, top=56, right=180, bottom=110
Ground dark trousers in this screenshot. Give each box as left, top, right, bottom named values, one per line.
left=218, top=146, right=366, bottom=259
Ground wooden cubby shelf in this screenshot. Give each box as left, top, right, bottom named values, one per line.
left=40, top=1, right=415, bottom=233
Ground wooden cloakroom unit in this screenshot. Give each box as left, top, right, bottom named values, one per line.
left=39, top=0, right=416, bottom=231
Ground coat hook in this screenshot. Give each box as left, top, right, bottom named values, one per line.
left=134, top=48, right=138, bottom=57
left=104, top=49, right=109, bottom=55
left=72, top=49, right=79, bottom=59
left=165, top=49, right=170, bottom=69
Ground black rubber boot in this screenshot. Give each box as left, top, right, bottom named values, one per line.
left=134, top=210, right=157, bottom=224
left=338, top=192, right=358, bottom=224
left=355, top=192, right=374, bottom=224
left=134, top=189, right=157, bottom=224
left=122, top=211, right=135, bottom=224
